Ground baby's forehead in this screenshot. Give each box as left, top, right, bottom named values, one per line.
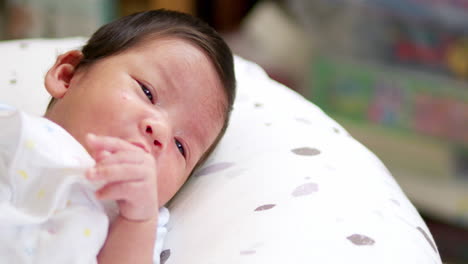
left=139, top=37, right=228, bottom=110
left=179, top=78, right=227, bottom=134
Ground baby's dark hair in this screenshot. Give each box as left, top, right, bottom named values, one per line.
left=48, top=9, right=236, bottom=172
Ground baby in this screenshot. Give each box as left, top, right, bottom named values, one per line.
left=0, top=9, right=235, bottom=264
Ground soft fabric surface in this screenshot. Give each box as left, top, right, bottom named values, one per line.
left=0, top=106, right=110, bottom=264
left=0, top=38, right=442, bottom=264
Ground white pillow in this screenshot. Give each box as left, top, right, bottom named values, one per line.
left=0, top=38, right=86, bottom=115
left=0, top=38, right=441, bottom=264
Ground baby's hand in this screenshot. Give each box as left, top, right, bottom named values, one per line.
left=85, top=134, right=158, bottom=222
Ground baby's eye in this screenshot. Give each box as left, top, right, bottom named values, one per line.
left=175, top=139, right=185, bottom=157
left=139, top=82, right=154, bottom=104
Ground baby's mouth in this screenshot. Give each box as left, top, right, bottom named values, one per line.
left=130, top=142, right=150, bottom=153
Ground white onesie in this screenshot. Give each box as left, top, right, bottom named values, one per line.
left=0, top=105, right=169, bottom=264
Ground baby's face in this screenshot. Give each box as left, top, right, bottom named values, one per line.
left=46, top=38, right=226, bottom=206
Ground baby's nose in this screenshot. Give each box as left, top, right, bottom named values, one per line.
left=142, top=119, right=170, bottom=151
left=145, top=125, right=162, bottom=148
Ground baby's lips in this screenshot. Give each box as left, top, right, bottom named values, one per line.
left=130, top=141, right=150, bottom=153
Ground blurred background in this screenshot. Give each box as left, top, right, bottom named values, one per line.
left=0, top=0, right=467, bottom=262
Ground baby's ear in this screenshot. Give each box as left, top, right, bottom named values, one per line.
left=44, top=50, right=83, bottom=98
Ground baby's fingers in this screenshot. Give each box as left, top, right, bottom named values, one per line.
left=86, top=164, right=149, bottom=183
left=95, top=180, right=156, bottom=202
left=95, top=181, right=158, bottom=221
left=86, top=134, right=145, bottom=157
left=95, top=181, right=142, bottom=201
left=94, top=150, right=149, bottom=165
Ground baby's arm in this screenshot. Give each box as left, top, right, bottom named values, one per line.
left=85, top=134, right=159, bottom=264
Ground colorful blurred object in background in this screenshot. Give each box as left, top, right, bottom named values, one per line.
left=1, top=0, right=116, bottom=39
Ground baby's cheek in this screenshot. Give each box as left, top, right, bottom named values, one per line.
left=156, top=173, right=169, bottom=206
left=120, top=93, right=130, bottom=101
left=157, top=155, right=187, bottom=205
left=157, top=175, right=181, bottom=206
